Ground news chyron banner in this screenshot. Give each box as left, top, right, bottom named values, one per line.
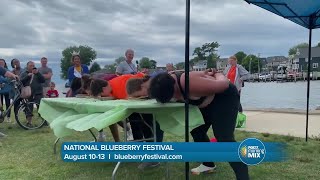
left=61, top=138, right=287, bottom=166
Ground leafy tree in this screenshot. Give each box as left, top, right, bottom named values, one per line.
left=60, top=45, right=97, bottom=79
left=192, top=47, right=205, bottom=60
left=150, top=60, right=157, bottom=69
left=242, top=54, right=262, bottom=73
left=288, top=43, right=308, bottom=55
left=104, top=63, right=117, bottom=73
left=89, top=62, right=101, bottom=73
left=234, top=51, right=247, bottom=65
left=207, top=54, right=219, bottom=68
left=175, top=62, right=185, bottom=70
left=139, top=57, right=151, bottom=68
left=192, top=41, right=220, bottom=68
left=115, top=56, right=126, bottom=64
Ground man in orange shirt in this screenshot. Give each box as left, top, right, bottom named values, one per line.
left=108, top=73, right=145, bottom=99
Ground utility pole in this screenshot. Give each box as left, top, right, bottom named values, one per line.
left=249, top=57, right=252, bottom=82
left=258, top=53, right=261, bottom=74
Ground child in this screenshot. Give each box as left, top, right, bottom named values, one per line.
left=46, top=82, right=59, bottom=98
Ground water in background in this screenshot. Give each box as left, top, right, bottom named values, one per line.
left=241, top=81, right=320, bottom=110
left=44, top=63, right=320, bottom=110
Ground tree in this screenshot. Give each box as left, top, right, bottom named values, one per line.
left=115, top=56, right=126, bottom=64
left=242, top=55, right=262, bottom=73
left=234, top=51, right=247, bottom=65
left=192, top=41, right=220, bottom=68
left=207, top=54, right=219, bottom=68
left=90, top=62, right=101, bottom=73
left=150, top=60, right=157, bottom=69
left=288, top=43, right=308, bottom=55
left=139, top=57, right=151, bottom=69
left=192, top=47, right=205, bottom=60
left=104, top=63, right=117, bottom=73
left=175, top=62, right=185, bottom=70
left=60, top=45, right=97, bottom=79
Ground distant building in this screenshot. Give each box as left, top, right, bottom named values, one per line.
left=156, top=66, right=166, bottom=71
left=292, top=47, right=320, bottom=72
left=216, top=58, right=228, bottom=71
left=192, top=60, right=207, bottom=71
left=265, top=56, right=289, bottom=71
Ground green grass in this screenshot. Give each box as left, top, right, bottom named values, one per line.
left=0, top=123, right=320, bottom=180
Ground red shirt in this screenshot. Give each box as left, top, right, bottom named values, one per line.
left=227, top=66, right=237, bottom=84
left=47, top=90, right=59, bottom=98
left=108, top=73, right=145, bottom=99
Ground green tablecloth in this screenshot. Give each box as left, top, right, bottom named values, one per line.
left=39, top=98, right=205, bottom=138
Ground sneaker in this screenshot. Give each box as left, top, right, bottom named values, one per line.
left=97, top=132, right=106, bottom=142
left=5, top=117, right=11, bottom=123
left=138, top=162, right=160, bottom=170
left=26, top=123, right=33, bottom=128
left=0, top=131, right=7, bottom=137
left=191, top=164, right=216, bottom=175
left=126, top=129, right=134, bottom=141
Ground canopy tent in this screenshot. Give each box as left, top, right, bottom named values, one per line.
left=243, top=0, right=320, bottom=142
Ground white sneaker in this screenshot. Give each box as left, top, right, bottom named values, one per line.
left=191, top=164, right=216, bottom=175
left=0, top=131, right=7, bottom=137
left=97, top=132, right=106, bottom=142
left=126, top=129, right=134, bottom=141
left=5, top=117, right=11, bottom=123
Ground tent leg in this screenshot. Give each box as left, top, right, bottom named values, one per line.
left=184, top=0, right=191, bottom=179
left=306, top=27, right=312, bottom=142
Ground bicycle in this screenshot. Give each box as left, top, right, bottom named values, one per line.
left=0, top=79, right=46, bottom=130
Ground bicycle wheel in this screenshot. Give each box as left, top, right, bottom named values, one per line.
left=15, top=101, right=46, bottom=130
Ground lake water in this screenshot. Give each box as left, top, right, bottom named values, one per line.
left=241, top=81, right=320, bottom=110
left=48, top=64, right=320, bottom=110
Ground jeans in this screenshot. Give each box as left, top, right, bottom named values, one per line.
left=128, top=113, right=164, bottom=142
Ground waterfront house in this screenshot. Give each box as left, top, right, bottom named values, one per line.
left=192, top=60, right=207, bottom=71
left=266, top=56, right=289, bottom=71
left=293, top=47, right=320, bottom=72
left=216, top=58, right=228, bottom=71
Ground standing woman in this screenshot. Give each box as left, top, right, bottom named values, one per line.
left=0, top=59, right=11, bottom=122
left=11, top=59, right=23, bottom=118
left=11, top=58, right=23, bottom=76
left=67, top=52, right=89, bottom=85
left=223, top=55, right=249, bottom=113
left=148, top=71, right=249, bottom=179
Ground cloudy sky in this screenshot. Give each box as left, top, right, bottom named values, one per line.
left=1, top=0, right=320, bottom=66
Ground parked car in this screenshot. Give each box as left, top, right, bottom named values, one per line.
left=259, top=73, right=272, bottom=80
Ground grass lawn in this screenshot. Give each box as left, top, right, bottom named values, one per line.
left=0, top=122, right=320, bottom=180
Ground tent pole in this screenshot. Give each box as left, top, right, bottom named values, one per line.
left=185, top=0, right=190, bottom=178
left=305, top=15, right=313, bottom=142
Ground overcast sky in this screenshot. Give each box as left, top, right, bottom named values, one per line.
left=1, top=0, right=320, bottom=66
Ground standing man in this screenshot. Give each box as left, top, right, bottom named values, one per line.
left=223, top=55, right=249, bottom=113
left=38, top=57, right=53, bottom=98
left=116, top=49, right=137, bottom=75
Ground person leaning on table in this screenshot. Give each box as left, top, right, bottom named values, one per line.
left=88, top=74, right=164, bottom=170
left=73, top=75, right=121, bottom=143
left=148, top=70, right=249, bottom=179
